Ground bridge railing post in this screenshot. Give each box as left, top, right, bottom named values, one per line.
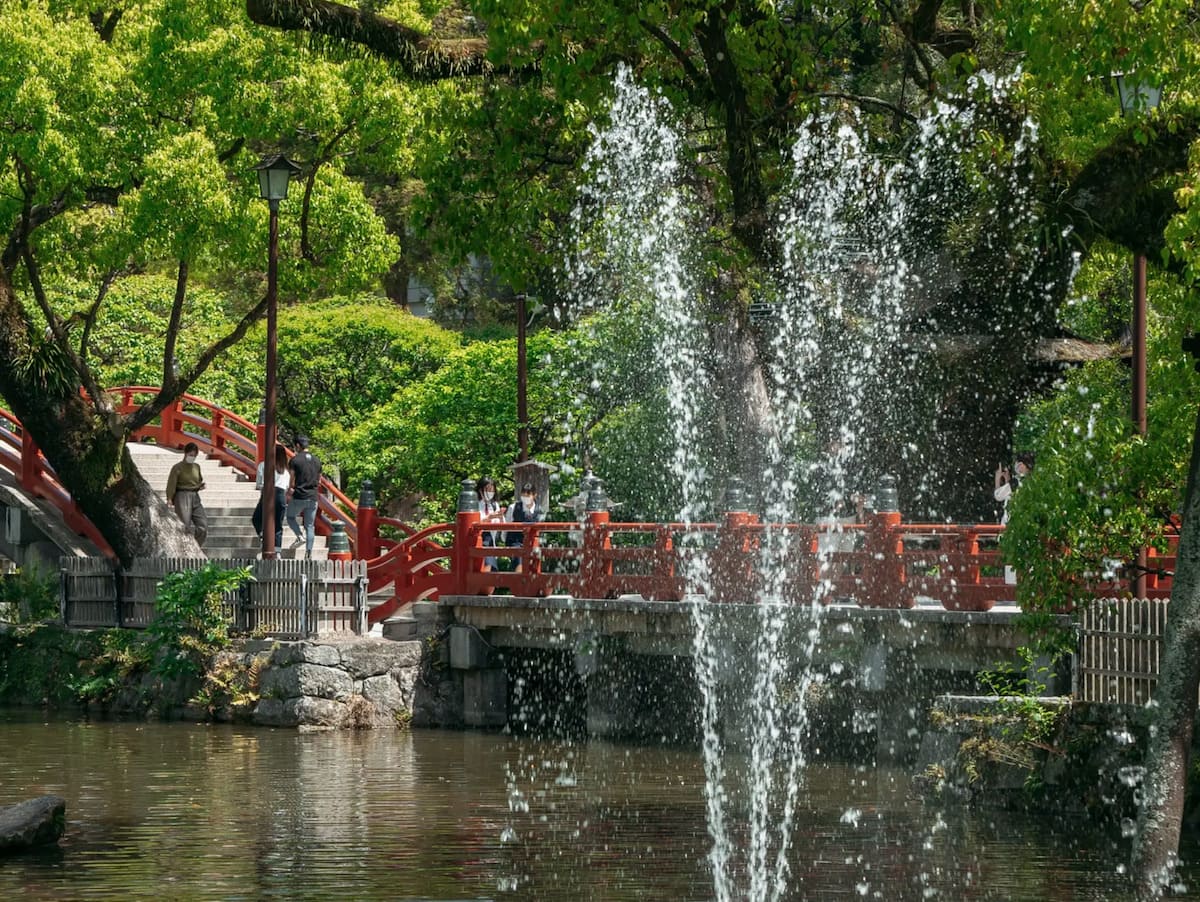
left=710, top=477, right=760, bottom=603
left=453, top=479, right=483, bottom=595
left=356, top=480, right=378, bottom=560
left=581, top=480, right=612, bottom=598
left=211, top=410, right=225, bottom=460
left=19, top=429, right=42, bottom=494
left=859, top=475, right=912, bottom=608
left=163, top=396, right=185, bottom=447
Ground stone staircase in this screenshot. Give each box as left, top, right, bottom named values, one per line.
left=128, top=443, right=327, bottom=560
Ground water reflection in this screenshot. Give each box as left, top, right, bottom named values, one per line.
left=0, top=711, right=1189, bottom=900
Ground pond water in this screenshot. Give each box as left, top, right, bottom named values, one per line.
left=0, top=710, right=1192, bottom=900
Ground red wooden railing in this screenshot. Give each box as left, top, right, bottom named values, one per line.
left=0, top=391, right=1179, bottom=626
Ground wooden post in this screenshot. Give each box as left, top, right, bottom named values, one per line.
left=711, top=509, right=759, bottom=604
left=211, top=410, right=225, bottom=460
left=19, top=430, right=40, bottom=494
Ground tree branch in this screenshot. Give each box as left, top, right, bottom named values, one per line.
left=88, top=9, right=123, bottom=43
left=815, top=91, right=919, bottom=124
left=22, top=245, right=106, bottom=413
left=1061, top=113, right=1200, bottom=258
left=162, top=259, right=188, bottom=392
left=125, top=293, right=271, bottom=433
left=245, top=0, right=517, bottom=80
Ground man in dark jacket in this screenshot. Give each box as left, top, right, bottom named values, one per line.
left=505, top=481, right=542, bottom=572
left=286, top=435, right=323, bottom=559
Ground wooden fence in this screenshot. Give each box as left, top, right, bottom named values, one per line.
left=60, top=557, right=368, bottom=638
left=1076, top=598, right=1169, bottom=705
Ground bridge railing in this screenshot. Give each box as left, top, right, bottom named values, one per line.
left=2, top=393, right=1178, bottom=621
left=424, top=498, right=1025, bottom=614
left=0, top=409, right=114, bottom=554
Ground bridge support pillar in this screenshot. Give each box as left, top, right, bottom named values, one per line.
left=463, top=669, right=507, bottom=728
left=585, top=643, right=698, bottom=743
left=449, top=624, right=507, bottom=728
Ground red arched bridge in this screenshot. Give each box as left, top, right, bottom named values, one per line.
left=0, top=387, right=1177, bottom=624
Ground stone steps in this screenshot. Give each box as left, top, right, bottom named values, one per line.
left=127, top=443, right=328, bottom=560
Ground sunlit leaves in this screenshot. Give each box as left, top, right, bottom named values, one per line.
left=115, top=132, right=241, bottom=264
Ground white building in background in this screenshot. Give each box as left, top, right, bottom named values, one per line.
left=405, top=275, right=434, bottom=319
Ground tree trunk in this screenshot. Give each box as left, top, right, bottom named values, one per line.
left=1133, top=403, right=1200, bottom=896
left=0, top=268, right=200, bottom=564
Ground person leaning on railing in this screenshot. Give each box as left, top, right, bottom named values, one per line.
left=504, top=482, right=543, bottom=573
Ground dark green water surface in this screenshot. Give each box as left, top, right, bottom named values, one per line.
left=0, top=710, right=1194, bottom=900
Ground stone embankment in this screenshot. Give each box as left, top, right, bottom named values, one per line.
left=250, top=638, right=422, bottom=729
left=0, top=623, right=463, bottom=730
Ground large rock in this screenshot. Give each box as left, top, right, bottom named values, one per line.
left=0, top=796, right=66, bottom=851
left=290, top=696, right=346, bottom=728
left=271, top=642, right=341, bottom=667
left=260, top=663, right=353, bottom=701
left=361, top=674, right=409, bottom=720
left=253, top=697, right=297, bottom=727
left=337, top=640, right=422, bottom=678
left=253, top=696, right=347, bottom=727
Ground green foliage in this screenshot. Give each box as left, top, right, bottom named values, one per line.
left=273, top=298, right=461, bottom=457
left=0, top=566, right=59, bottom=624
left=144, top=563, right=250, bottom=680
left=979, top=647, right=1064, bottom=747
left=67, top=629, right=151, bottom=704
left=343, top=334, right=527, bottom=519
left=1004, top=270, right=1197, bottom=613
left=191, top=653, right=264, bottom=716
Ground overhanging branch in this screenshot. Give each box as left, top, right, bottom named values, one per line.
left=245, top=0, right=518, bottom=80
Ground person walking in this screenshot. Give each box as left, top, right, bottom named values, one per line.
left=286, top=435, right=323, bottom=559
left=166, top=441, right=208, bottom=548
left=253, top=444, right=290, bottom=551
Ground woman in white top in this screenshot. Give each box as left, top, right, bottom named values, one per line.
left=994, top=452, right=1034, bottom=526
left=254, top=445, right=291, bottom=548
left=476, top=476, right=505, bottom=571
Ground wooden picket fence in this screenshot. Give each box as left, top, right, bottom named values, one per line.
left=59, top=557, right=368, bottom=638
left=1076, top=598, right=1169, bottom=705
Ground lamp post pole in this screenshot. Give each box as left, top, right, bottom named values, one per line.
left=255, top=154, right=301, bottom=560
left=516, top=293, right=529, bottom=463
left=262, top=198, right=280, bottom=559
left=1114, top=75, right=1161, bottom=598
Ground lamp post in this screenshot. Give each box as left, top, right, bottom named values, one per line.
left=1114, top=74, right=1162, bottom=596
left=515, top=293, right=529, bottom=463
left=254, top=153, right=301, bottom=559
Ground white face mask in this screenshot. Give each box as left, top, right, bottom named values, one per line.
left=483, top=490, right=495, bottom=501
left=185, top=453, right=197, bottom=464
left=521, top=495, right=534, bottom=506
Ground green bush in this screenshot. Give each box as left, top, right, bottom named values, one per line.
left=0, top=567, right=59, bottom=623
left=145, top=563, right=251, bottom=680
